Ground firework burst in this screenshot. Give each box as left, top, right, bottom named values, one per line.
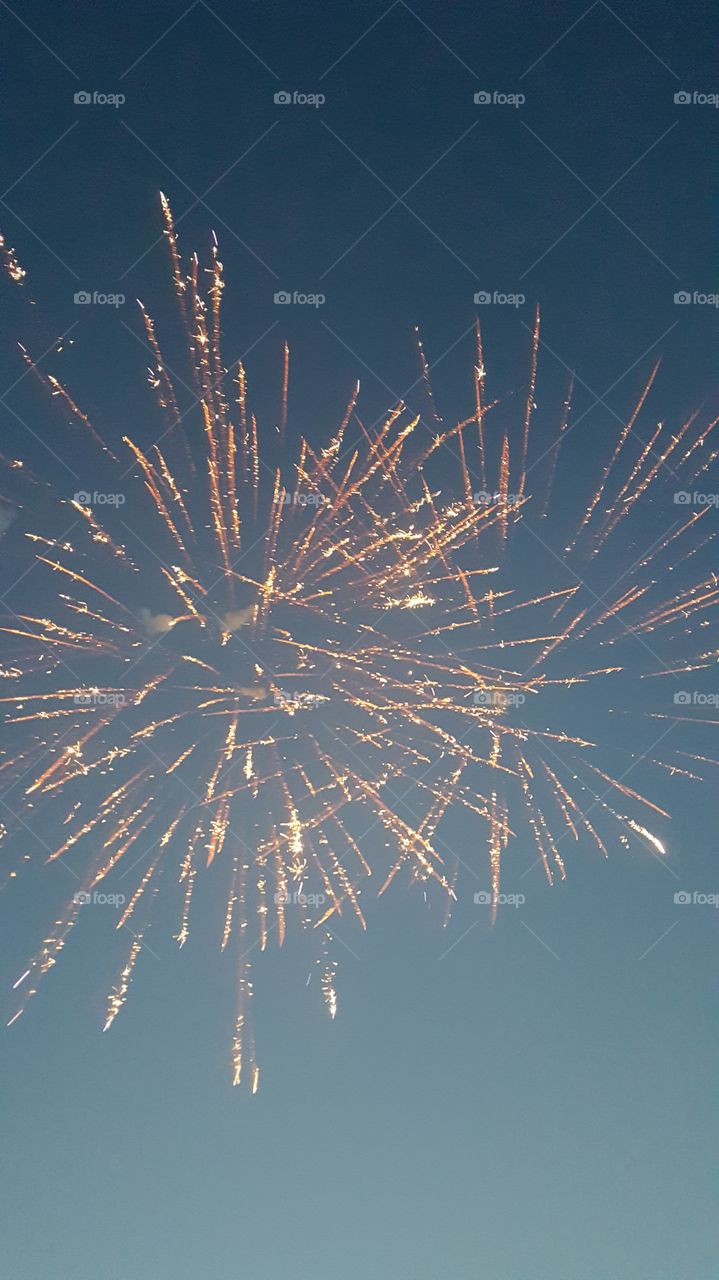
left=2, top=199, right=718, bottom=1086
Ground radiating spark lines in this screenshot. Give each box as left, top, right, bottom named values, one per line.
left=2, top=199, right=718, bottom=1085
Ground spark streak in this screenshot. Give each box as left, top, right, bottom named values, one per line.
left=2, top=200, right=716, bottom=1084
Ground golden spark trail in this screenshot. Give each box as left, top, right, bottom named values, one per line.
left=1, top=196, right=713, bottom=1087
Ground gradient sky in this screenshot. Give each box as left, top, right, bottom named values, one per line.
left=1, top=2, right=718, bottom=1278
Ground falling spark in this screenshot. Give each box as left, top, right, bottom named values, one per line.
left=2, top=199, right=717, bottom=1085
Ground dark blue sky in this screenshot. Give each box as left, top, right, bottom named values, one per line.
left=1, top=3, right=718, bottom=1278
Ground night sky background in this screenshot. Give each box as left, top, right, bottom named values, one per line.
left=1, top=3, right=718, bottom=1278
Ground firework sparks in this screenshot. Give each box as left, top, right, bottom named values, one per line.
left=2, top=198, right=718, bottom=1085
